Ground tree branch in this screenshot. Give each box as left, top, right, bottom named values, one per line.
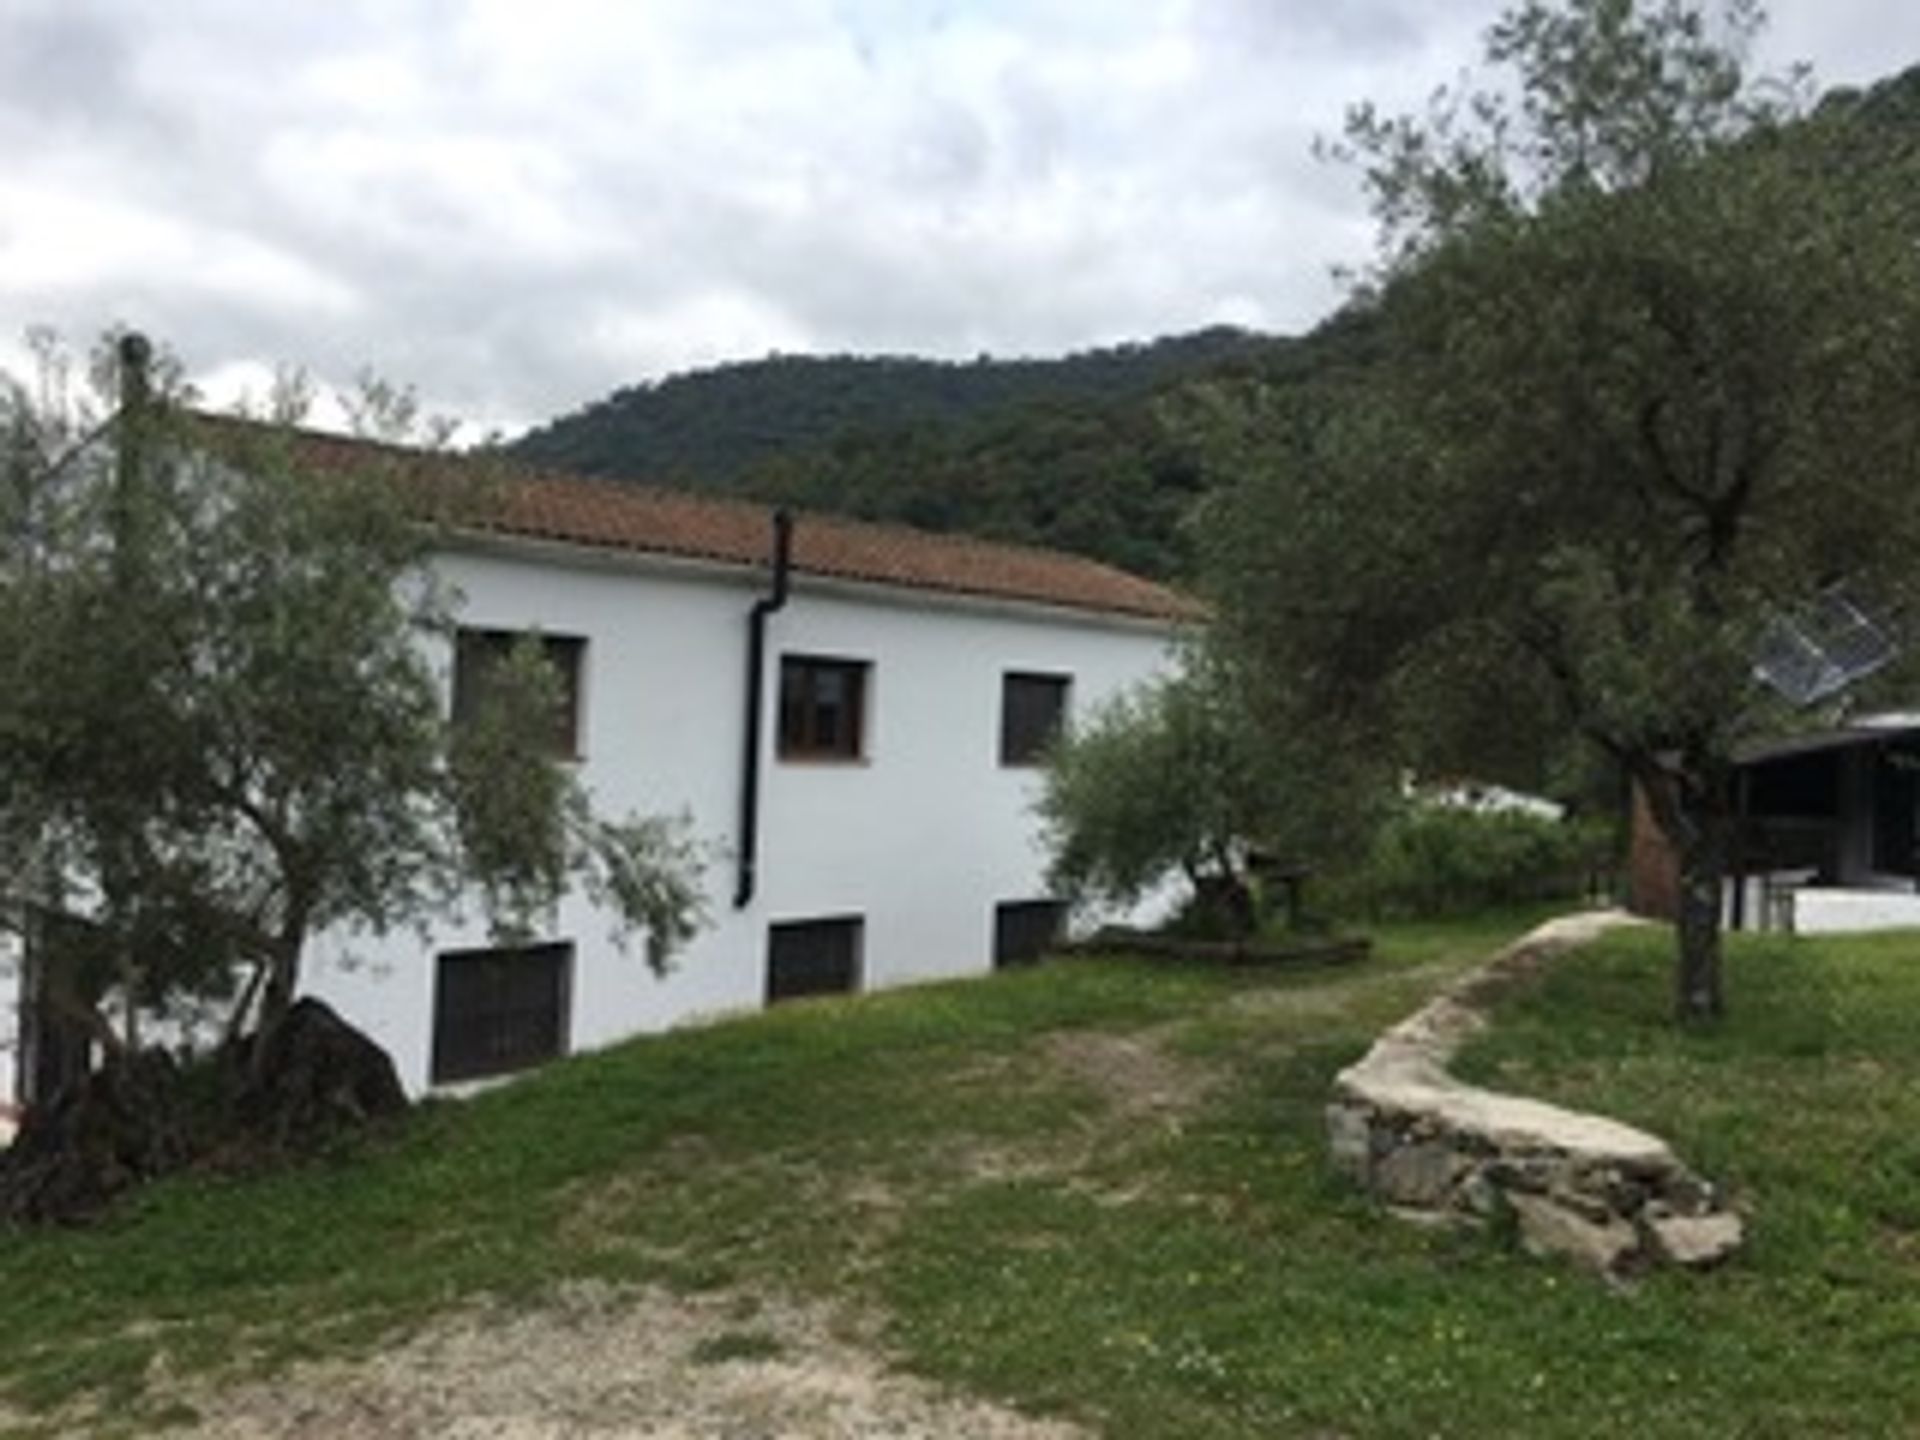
left=1637, top=394, right=1714, bottom=510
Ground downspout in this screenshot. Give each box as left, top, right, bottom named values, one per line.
left=735, top=509, right=793, bottom=909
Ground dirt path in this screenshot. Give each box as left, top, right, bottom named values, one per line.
left=93, top=961, right=1454, bottom=1438
left=170, top=1022, right=1229, bottom=1439
left=178, top=1282, right=1086, bottom=1440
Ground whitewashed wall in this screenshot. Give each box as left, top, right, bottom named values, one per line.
left=1791, top=888, right=1920, bottom=934
left=1722, top=870, right=1920, bottom=935
left=303, top=541, right=1179, bottom=1094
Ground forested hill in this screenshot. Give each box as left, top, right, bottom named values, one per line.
left=1824, top=58, right=1920, bottom=129
left=509, top=326, right=1281, bottom=484
left=503, top=323, right=1377, bottom=580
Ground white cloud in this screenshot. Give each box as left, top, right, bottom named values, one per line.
left=0, top=181, right=359, bottom=316
left=0, top=0, right=1911, bottom=435
left=586, top=292, right=813, bottom=376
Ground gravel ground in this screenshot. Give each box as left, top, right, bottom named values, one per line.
left=177, top=1282, right=1088, bottom=1440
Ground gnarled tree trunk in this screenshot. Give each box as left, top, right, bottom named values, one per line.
left=1673, top=813, right=1728, bottom=1021
left=1637, top=755, right=1729, bottom=1023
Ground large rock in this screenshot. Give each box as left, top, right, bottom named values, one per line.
left=1325, top=1102, right=1374, bottom=1180
left=1373, top=1141, right=1462, bottom=1208
left=1647, top=1211, right=1745, bottom=1269
left=1510, top=1192, right=1640, bottom=1275
left=236, top=997, right=408, bottom=1151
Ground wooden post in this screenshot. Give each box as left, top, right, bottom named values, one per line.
left=111, top=332, right=151, bottom=1055
left=112, top=332, right=150, bottom=580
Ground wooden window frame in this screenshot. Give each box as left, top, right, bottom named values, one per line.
left=430, top=940, right=574, bottom=1085
left=778, top=654, right=869, bottom=762
left=451, top=627, right=587, bottom=761
left=999, top=671, right=1071, bottom=768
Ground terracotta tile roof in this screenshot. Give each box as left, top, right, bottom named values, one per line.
left=195, top=417, right=1202, bottom=625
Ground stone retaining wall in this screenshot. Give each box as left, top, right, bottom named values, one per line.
left=1327, top=911, right=1743, bottom=1276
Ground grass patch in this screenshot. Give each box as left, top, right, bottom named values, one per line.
left=1452, top=922, right=1920, bottom=1418
left=5, top=906, right=1920, bottom=1435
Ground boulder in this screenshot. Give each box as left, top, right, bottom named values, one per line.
left=1325, top=1103, right=1374, bottom=1180
left=236, top=997, right=408, bottom=1152
left=1373, top=1141, right=1462, bottom=1208
left=1510, top=1192, right=1641, bottom=1275
left=1647, top=1211, right=1745, bottom=1270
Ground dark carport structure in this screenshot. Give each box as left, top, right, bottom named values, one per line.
left=1631, top=715, right=1920, bottom=933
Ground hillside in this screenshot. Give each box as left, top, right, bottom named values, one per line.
left=510, top=326, right=1282, bottom=485
left=507, top=317, right=1377, bottom=579
left=1821, top=56, right=1920, bottom=129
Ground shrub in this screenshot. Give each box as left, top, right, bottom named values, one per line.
left=1325, top=805, right=1613, bottom=919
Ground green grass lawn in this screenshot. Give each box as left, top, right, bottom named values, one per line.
left=4, top=908, right=1920, bottom=1436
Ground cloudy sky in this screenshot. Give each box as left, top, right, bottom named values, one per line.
left=2, top=1, right=1915, bottom=435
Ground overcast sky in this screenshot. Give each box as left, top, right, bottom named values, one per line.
left=2, top=1, right=1915, bottom=435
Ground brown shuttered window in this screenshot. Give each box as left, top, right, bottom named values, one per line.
left=431, top=941, right=573, bottom=1084
left=999, top=672, right=1070, bottom=766
left=993, top=899, right=1065, bottom=969
left=767, top=917, right=863, bottom=1003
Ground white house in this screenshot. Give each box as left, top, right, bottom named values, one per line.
left=4, top=432, right=1194, bottom=1104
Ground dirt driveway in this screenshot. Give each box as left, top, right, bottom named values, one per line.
left=181, top=1281, right=1086, bottom=1439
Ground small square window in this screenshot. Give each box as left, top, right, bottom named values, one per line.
left=451, top=628, right=586, bottom=759
left=431, top=941, right=572, bottom=1084
left=779, top=655, right=868, bottom=760
left=767, top=916, right=863, bottom=1003
left=993, top=899, right=1065, bottom=969
left=1000, top=672, right=1070, bottom=766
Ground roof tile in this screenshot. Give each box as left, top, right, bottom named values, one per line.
left=204, top=418, right=1201, bottom=624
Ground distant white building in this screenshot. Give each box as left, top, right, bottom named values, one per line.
left=6, top=435, right=1192, bottom=1103
left=1415, top=778, right=1566, bottom=821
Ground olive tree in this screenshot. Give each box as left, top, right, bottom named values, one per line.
left=1200, top=1, right=1920, bottom=1018
left=0, top=332, right=705, bottom=1066
left=1038, top=645, right=1384, bottom=937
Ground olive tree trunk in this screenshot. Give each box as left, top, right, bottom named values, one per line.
left=1638, top=758, right=1729, bottom=1024
left=1672, top=814, right=1728, bottom=1022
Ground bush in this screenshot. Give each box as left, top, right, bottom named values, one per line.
left=1325, top=805, right=1613, bottom=919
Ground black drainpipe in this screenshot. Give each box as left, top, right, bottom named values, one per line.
left=735, top=509, right=793, bottom=909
